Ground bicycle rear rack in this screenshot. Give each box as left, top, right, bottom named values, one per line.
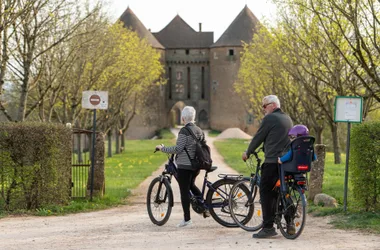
left=217, top=173, right=243, bottom=180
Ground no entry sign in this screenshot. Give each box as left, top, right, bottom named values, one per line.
left=89, top=95, right=101, bottom=105
left=82, top=91, right=108, bottom=110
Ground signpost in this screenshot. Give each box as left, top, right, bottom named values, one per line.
left=82, top=91, right=108, bottom=201
left=334, top=96, right=363, bottom=211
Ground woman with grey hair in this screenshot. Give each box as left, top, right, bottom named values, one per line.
left=156, top=106, right=205, bottom=227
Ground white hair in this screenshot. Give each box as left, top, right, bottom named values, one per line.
left=263, top=95, right=281, bottom=108
left=181, top=106, right=196, bottom=124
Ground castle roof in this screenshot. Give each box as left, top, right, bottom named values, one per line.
left=153, top=15, right=213, bottom=49
left=211, top=5, right=260, bottom=48
left=119, top=7, right=165, bottom=49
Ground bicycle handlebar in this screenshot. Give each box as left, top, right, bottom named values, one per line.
left=153, top=144, right=164, bottom=153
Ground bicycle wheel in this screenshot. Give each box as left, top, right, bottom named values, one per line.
left=276, top=185, right=306, bottom=239
left=229, top=178, right=262, bottom=231
left=146, top=176, right=173, bottom=226
left=206, top=178, right=247, bottom=227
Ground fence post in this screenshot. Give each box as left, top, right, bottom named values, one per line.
left=308, top=144, right=326, bottom=201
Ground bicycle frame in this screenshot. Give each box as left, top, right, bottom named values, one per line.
left=160, top=154, right=240, bottom=211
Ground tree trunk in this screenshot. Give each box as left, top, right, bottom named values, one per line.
left=331, top=123, right=341, bottom=164
left=115, top=128, right=120, bottom=154
left=17, top=86, right=28, bottom=121
left=121, top=131, right=125, bottom=152
left=107, top=130, right=112, bottom=157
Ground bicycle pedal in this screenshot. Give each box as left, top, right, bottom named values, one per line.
left=203, top=211, right=211, bottom=218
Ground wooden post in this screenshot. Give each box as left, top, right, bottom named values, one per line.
left=87, top=132, right=105, bottom=198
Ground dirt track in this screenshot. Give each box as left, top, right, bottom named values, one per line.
left=0, top=129, right=379, bottom=250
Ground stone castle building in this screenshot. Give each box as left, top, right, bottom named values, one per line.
left=119, top=5, right=260, bottom=138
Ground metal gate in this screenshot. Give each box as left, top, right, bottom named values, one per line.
left=71, top=129, right=92, bottom=198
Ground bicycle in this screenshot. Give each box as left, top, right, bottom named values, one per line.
left=273, top=135, right=315, bottom=239
left=146, top=152, right=251, bottom=227
left=228, top=149, right=263, bottom=232
left=229, top=146, right=309, bottom=239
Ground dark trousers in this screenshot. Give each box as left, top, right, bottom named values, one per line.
left=260, top=162, right=279, bottom=229
left=177, top=168, right=201, bottom=221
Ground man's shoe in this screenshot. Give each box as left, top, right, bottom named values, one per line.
left=252, top=227, right=278, bottom=238
left=177, top=219, right=192, bottom=228
left=287, top=223, right=296, bottom=235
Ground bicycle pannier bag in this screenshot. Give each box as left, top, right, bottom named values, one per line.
left=184, top=127, right=212, bottom=171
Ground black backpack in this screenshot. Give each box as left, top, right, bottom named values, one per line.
left=183, top=127, right=212, bottom=171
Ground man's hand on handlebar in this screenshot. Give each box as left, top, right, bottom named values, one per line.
left=242, top=151, right=248, bottom=161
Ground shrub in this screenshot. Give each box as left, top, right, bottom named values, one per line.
left=0, top=122, right=71, bottom=211
left=350, top=121, right=380, bottom=211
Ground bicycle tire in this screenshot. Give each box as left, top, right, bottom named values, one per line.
left=146, top=176, right=173, bottom=226
left=229, top=178, right=262, bottom=231
left=206, top=178, right=248, bottom=227
left=276, top=185, right=306, bottom=239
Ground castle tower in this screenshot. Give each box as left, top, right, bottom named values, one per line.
left=209, top=5, right=260, bottom=133
left=118, top=7, right=167, bottom=138
left=153, top=16, right=213, bottom=129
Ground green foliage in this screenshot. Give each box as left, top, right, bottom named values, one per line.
left=0, top=137, right=174, bottom=217
left=350, top=122, right=380, bottom=211
left=0, top=122, right=72, bottom=211
left=155, top=129, right=175, bottom=139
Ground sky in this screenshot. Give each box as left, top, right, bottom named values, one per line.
left=105, top=0, right=277, bottom=42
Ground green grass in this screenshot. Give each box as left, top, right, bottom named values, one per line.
left=213, top=138, right=263, bottom=175
left=104, top=139, right=173, bottom=199
left=213, top=138, right=380, bottom=234
left=156, top=128, right=176, bottom=139
left=207, top=130, right=221, bottom=137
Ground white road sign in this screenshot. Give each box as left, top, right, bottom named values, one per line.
left=334, top=96, right=362, bottom=123
left=82, top=91, right=108, bottom=110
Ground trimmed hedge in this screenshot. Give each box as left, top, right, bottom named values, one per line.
left=350, top=121, right=380, bottom=211
left=0, top=122, right=71, bottom=211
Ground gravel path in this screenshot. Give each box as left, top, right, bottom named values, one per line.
left=0, top=129, right=379, bottom=250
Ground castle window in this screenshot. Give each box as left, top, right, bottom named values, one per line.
left=187, top=67, right=191, bottom=99
left=201, top=67, right=205, bottom=99
left=229, top=49, right=234, bottom=56
left=186, top=49, right=190, bottom=55
left=176, top=71, right=182, bottom=80
left=168, top=67, right=172, bottom=99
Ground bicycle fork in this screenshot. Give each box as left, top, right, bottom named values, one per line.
left=155, top=175, right=174, bottom=207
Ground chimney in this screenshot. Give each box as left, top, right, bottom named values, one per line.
left=199, top=23, right=202, bottom=32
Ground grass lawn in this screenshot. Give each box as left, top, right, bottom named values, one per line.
left=213, top=138, right=380, bottom=234
left=104, top=138, right=174, bottom=200
left=207, top=130, right=221, bottom=137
